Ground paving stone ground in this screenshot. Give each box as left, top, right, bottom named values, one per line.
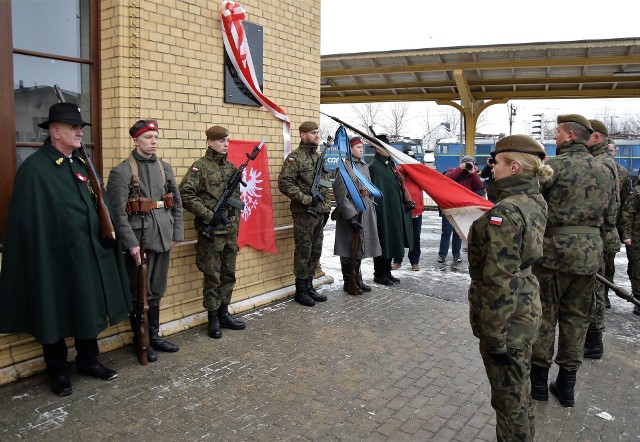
left=0, top=211, right=638, bottom=441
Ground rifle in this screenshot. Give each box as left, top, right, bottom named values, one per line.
left=53, top=85, right=116, bottom=245
left=595, top=274, right=640, bottom=308
left=307, top=143, right=332, bottom=218
left=347, top=213, right=364, bottom=296
left=135, top=215, right=150, bottom=365
left=202, top=136, right=266, bottom=239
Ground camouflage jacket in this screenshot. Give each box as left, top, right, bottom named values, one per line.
left=588, top=140, right=620, bottom=253
left=616, top=162, right=631, bottom=227
left=179, top=149, right=240, bottom=236
left=278, top=141, right=331, bottom=215
left=468, top=174, right=546, bottom=352
left=619, top=186, right=640, bottom=242
left=538, top=141, right=614, bottom=275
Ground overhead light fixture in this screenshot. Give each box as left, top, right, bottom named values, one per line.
left=612, top=71, right=640, bottom=77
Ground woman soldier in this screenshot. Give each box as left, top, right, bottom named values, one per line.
left=467, top=135, right=552, bottom=441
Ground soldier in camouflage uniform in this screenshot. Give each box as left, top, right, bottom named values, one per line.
left=608, top=139, right=632, bottom=308
left=583, top=119, right=620, bottom=359
left=468, top=135, right=551, bottom=442
left=278, top=121, right=332, bottom=307
left=619, top=186, right=640, bottom=315
left=530, top=115, right=616, bottom=408
left=179, top=125, right=246, bottom=339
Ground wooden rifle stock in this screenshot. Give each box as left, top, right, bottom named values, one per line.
left=53, top=84, right=116, bottom=245
left=347, top=214, right=363, bottom=296
left=136, top=215, right=150, bottom=365
left=595, top=274, right=640, bottom=308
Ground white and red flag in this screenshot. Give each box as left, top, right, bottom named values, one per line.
left=320, top=113, right=493, bottom=241
left=220, top=1, right=292, bottom=158
left=228, top=140, right=277, bottom=253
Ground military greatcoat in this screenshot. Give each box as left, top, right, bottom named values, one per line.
left=0, top=142, right=131, bottom=344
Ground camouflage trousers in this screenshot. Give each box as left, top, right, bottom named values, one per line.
left=195, top=231, right=238, bottom=311
left=603, top=250, right=616, bottom=298
left=531, top=265, right=595, bottom=371
left=588, top=260, right=607, bottom=332
left=125, top=249, right=170, bottom=305
left=479, top=342, right=534, bottom=442
left=626, top=244, right=640, bottom=295
left=292, top=212, right=324, bottom=279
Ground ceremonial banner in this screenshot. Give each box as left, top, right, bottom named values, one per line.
left=321, top=113, right=493, bottom=242
left=228, top=140, right=277, bottom=253
left=220, top=1, right=292, bottom=158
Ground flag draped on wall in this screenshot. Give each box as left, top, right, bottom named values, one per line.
left=220, top=1, right=292, bottom=158
left=228, top=140, right=277, bottom=253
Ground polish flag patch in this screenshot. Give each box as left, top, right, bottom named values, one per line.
left=75, top=173, right=87, bottom=182
left=191, top=166, right=199, bottom=173
left=489, top=216, right=503, bottom=226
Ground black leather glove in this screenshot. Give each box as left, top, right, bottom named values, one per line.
left=310, top=195, right=318, bottom=207
left=405, top=200, right=416, bottom=212
left=489, top=349, right=515, bottom=366
left=348, top=217, right=364, bottom=230
left=209, top=212, right=223, bottom=228
left=323, top=212, right=330, bottom=226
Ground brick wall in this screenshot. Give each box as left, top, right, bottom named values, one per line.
left=0, top=0, right=322, bottom=385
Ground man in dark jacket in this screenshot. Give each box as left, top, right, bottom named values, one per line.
left=368, top=140, right=413, bottom=285
left=0, top=103, right=132, bottom=396
left=108, top=120, right=184, bottom=362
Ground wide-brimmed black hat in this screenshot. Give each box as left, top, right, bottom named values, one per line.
left=38, top=102, right=91, bottom=129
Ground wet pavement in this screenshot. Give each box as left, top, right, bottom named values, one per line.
left=0, top=211, right=638, bottom=441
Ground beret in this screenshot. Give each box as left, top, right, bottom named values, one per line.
left=129, top=119, right=158, bottom=138
left=349, top=136, right=363, bottom=147
left=299, top=121, right=318, bottom=132
left=205, top=125, right=229, bottom=140
left=557, top=114, right=593, bottom=133
left=491, top=134, right=546, bottom=160
left=461, top=155, right=474, bottom=162
left=589, top=119, right=608, bottom=136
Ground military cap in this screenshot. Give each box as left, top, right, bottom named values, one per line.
left=557, top=114, right=593, bottom=133
left=205, top=125, right=229, bottom=140
left=349, top=136, right=363, bottom=147
left=589, top=119, right=608, bottom=136
left=461, top=155, right=474, bottom=163
left=491, top=134, right=546, bottom=160
left=38, top=102, right=91, bottom=129
left=129, top=119, right=159, bottom=138
left=299, top=121, right=318, bottom=133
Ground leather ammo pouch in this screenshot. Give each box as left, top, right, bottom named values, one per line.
left=126, top=196, right=153, bottom=215
left=162, top=192, right=175, bottom=210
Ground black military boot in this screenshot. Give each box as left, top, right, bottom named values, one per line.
left=148, top=305, right=179, bottom=352
left=356, top=259, right=371, bottom=292
left=307, top=276, right=327, bottom=302
left=342, top=258, right=363, bottom=295
left=530, top=364, right=549, bottom=401
left=603, top=288, right=611, bottom=309
left=634, top=293, right=640, bottom=316
left=583, top=330, right=603, bottom=359
left=129, top=313, right=157, bottom=363
left=218, top=304, right=246, bottom=330
left=294, top=278, right=315, bottom=306
left=207, top=310, right=222, bottom=339
left=549, top=367, right=577, bottom=407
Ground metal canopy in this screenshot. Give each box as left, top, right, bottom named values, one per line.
left=320, top=38, right=640, bottom=103
left=320, top=38, right=640, bottom=154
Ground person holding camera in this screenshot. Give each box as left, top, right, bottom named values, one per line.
left=108, top=119, right=184, bottom=360
left=437, top=155, right=484, bottom=264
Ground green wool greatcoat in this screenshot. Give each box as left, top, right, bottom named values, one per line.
left=0, top=142, right=131, bottom=344
left=368, top=152, right=413, bottom=259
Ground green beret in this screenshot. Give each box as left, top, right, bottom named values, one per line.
left=205, top=125, right=228, bottom=140
left=557, top=114, right=593, bottom=133
left=491, top=135, right=546, bottom=160
left=299, top=121, right=318, bottom=133
left=589, top=119, right=608, bottom=136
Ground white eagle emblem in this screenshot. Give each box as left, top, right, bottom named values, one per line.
left=240, top=167, right=263, bottom=221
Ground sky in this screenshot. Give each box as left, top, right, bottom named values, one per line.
left=319, top=0, right=639, bottom=140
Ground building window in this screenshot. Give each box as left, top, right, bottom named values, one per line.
left=0, top=0, right=100, bottom=243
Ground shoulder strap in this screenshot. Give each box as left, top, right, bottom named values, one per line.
left=128, top=156, right=167, bottom=195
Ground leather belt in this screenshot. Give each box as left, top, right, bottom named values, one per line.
left=544, top=226, right=600, bottom=237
